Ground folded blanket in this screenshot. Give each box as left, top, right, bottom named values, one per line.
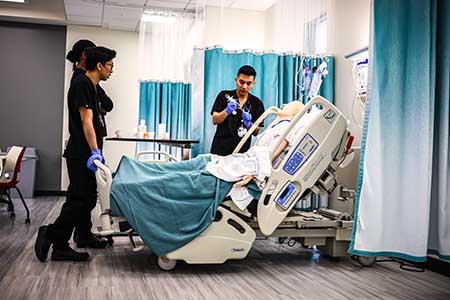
left=110, top=155, right=233, bottom=256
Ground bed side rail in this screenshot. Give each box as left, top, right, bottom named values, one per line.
left=94, top=160, right=115, bottom=235
left=256, top=96, right=349, bottom=235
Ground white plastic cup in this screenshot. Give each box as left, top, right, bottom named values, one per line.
left=158, top=123, right=166, bottom=138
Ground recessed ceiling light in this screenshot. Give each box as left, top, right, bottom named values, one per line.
left=0, top=0, right=27, bottom=3
left=141, top=11, right=178, bottom=24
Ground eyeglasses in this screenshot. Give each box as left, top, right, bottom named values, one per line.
left=104, top=63, right=114, bottom=71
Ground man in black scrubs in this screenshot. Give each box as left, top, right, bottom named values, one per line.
left=65, top=40, right=113, bottom=248
left=35, top=46, right=116, bottom=262
left=210, top=65, right=265, bottom=155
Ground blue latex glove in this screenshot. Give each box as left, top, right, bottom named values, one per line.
left=87, top=149, right=105, bottom=172
left=225, top=99, right=238, bottom=115
left=242, top=111, right=252, bottom=128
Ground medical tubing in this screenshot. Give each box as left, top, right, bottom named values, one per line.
left=351, top=60, right=365, bottom=129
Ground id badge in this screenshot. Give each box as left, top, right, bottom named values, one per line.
left=237, top=125, right=247, bottom=137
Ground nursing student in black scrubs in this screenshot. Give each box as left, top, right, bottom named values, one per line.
left=64, top=40, right=114, bottom=249
left=35, top=46, right=117, bottom=263
left=210, top=65, right=265, bottom=155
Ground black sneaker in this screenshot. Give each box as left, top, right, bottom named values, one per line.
left=51, top=246, right=90, bottom=261
left=34, top=225, right=53, bottom=262
left=76, top=234, right=108, bottom=249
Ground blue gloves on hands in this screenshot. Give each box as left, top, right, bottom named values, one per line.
left=242, top=111, right=252, bottom=128
left=87, top=149, right=105, bottom=172
left=225, top=99, right=238, bottom=115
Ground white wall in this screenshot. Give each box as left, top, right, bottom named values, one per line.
left=204, top=6, right=266, bottom=50
left=62, top=25, right=140, bottom=189
left=332, top=0, right=370, bottom=145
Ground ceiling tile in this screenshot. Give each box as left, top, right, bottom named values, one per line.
left=204, top=0, right=235, bottom=7
left=146, top=0, right=190, bottom=10
left=105, top=0, right=146, bottom=5
left=65, top=3, right=102, bottom=18
left=231, top=0, right=277, bottom=11
left=103, top=5, right=143, bottom=20
left=67, top=14, right=102, bottom=26
left=102, top=5, right=142, bottom=31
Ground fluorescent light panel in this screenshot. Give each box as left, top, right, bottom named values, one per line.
left=0, top=0, right=26, bottom=3
left=141, top=10, right=178, bottom=24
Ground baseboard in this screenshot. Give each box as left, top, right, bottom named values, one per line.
left=426, top=256, right=450, bottom=277
left=34, top=190, right=67, bottom=197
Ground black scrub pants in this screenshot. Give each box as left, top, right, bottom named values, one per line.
left=47, top=158, right=97, bottom=249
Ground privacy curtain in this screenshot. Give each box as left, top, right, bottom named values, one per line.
left=136, top=9, right=204, bottom=158
left=138, top=81, right=191, bottom=156
left=350, top=0, right=450, bottom=262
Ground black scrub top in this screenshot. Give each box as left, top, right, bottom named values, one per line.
left=63, top=74, right=105, bottom=160
left=72, top=68, right=113, bottom=137
left=210, top=90, right=265, bottom=156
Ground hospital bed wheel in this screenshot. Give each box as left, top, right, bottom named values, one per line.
left=278, top=237, right=286, bottom=244
left=106, top=236, right=114, bottom=246
left=357, top=255, right=377, bottom=267
left=157, top=256, right=177, bottom=271
left=25, top=218, right=30, bottom=224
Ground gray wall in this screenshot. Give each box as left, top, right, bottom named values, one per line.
left=0, top=21, right=66, bottom=192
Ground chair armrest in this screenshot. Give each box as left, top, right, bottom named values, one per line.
left=0, top=155, right=6, bottom=178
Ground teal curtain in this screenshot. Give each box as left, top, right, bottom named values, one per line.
left=138, top=81, right=191, bottom=155
left=350, top=0, right=450, bottom=262
left=296, top=56, right=335, bottom=104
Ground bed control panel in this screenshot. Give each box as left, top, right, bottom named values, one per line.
left=283, top=133, right=319, bottom=176
left=275, top=182, right=299, bottom=210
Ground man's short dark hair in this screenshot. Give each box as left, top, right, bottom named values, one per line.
left=85, top=46, right=117, bottom=71
left=237, top=65, right=256, bottom=78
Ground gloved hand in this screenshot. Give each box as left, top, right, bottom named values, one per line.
left=87, top=149, right=105, bottom=172
left=242, top=111, right=252, bottom=128
left=225, top=99, right=238, bottom=115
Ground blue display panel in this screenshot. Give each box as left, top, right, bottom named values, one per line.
left=275, top=182, right=298, bottom=210
left=283, top=133, right=319, bottom=176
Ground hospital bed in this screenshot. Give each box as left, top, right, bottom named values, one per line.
left=93, top=96, right=355, bottom=270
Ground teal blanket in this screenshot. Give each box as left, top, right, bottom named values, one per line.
left=110, top=155, right=233, bottom=256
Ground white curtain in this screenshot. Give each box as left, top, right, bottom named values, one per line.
left=265, top=0, right=334, bottom=54
left=138, top=5, right=205, bottom=82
